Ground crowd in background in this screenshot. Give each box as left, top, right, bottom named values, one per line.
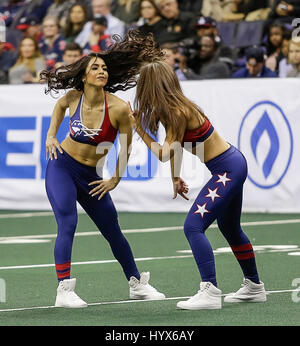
left=0, top=0, right=300, bottom=84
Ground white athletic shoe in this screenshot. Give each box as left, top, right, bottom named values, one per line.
left=177, top=282, right=222, bottom=310
left=224, top=278, right=267, bottom=303
left=55, top=278, right=88, bottom=308
left=129, top=272, right=166, bottom=300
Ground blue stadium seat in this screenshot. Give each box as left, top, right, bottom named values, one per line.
left=234, top=20, right=264, bottom=48
left=216, top=22, right=237, bottom=47
left=5, top=28, right=22, bottom=49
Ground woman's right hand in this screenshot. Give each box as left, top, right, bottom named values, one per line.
left=46, top=136, right=63, bottom=160
left=173, top=177, right=189, bottom=200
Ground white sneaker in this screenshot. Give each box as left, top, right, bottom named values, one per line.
left=177, top=282, right=222, bottom=310
left=129, top=272, right=166, bottom=300
left=55, top=278, right=88, bottom=308
left=224, top=278, right=267, bottom=303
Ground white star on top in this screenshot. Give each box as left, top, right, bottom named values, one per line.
left=216, top=172, right=231, bottom=187
left=193, top=203, right=210, bottom=218
left=205, top=187, right=221, bottom=203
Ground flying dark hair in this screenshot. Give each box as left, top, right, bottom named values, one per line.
left=40, top=30, right=164, bottom=95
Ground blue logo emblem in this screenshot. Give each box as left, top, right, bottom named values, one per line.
left=238, top=101, right=293, bottom=189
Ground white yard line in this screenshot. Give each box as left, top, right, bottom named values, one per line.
left=1, top=219, right=300, bottom=242
left=0, top=289, right=299, bottom=313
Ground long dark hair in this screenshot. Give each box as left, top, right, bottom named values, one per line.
left=40, top=30, right=164, bottom=95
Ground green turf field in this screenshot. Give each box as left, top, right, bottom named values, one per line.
left=0, top=210, right=300, bottom=326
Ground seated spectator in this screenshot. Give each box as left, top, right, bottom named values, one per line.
left=38, top=16, right=66, bottom=70
left=233, top=46, right=278, bottom=78
left=16, top=14, right=43, bottom=42
left=194, top=15, right=236, bottom=72
left=76, top=0, right=125, bottom=48
left=161, top=42, right=198, bottom=80
left=112, top=0, right=141, bottom=25
left=178, top=0, right=203, bottom=15
left=279, top=30, right=293, bottom=77
left=46, top=0, right=76, bottom=30
left=0, top=41, right=17, bottom=83
left=187, top=34, right=231, bottom=79
left=155, top=0, right=197, bottom=44
left=138, top=0, right=168, bottom=45
left=269, top=1, right=300, bottom=22
left=287, top=39, right=300, bottom=77
left=3, top=0, right=52, bottom=29
left=55, top=41, right=83, bottom=68
left=264, top=20, right=286, bottom=74
left=9, top=36, right=46, bottom=84
left=202, top=0, right=235, bottom=22
left=82, top=16, right=112, bottom=55
left=223, top=0, right=271, bottom=21
left=0, top=0, right=25, bottom=27
left=63, top=2, right=89, bottom=43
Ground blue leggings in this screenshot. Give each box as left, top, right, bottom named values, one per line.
left=184, top=145, right=260, bottom=286
left=45, top=149, right=140, bottom=281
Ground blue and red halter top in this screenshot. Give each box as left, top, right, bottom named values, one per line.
left=69, top=93, right=118, bottom=146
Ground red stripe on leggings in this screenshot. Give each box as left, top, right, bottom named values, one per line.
left=231, top=243, right=253, bottom=252
left=56, top=261, right=71, bottom=271
left=234, top=252, right=255, bottom=260
left=57, top=270, right=70, bottom=279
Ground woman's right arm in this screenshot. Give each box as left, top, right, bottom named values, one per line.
left=46, top=93, right=70, bottom=160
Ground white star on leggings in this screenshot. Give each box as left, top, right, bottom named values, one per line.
left=216, top=172, right=231, bottom=187
left=193, top=203, right=210, bottom=218
left=205, top=187, right=221, bottom=202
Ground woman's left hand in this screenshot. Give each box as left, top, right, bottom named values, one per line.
left=127, top=101, right=137, bottom=128
left=88, top=179, right=118, bottom=200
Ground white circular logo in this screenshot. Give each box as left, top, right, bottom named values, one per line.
left=238, top=101, right=293, bottom=189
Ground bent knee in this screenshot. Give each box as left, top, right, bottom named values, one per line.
left=184, top=218, right=205, bottom=237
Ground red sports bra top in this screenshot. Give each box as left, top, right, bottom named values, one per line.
left=181, top=117, right=214, bottom=146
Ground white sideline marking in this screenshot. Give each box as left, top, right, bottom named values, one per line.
left=0, top=255, right=193, bottom=270
left=1, top=218, right=300, bottom=243
left=0, top=289, right=300, bottom=313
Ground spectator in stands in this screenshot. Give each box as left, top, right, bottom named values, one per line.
left=9, top=36, right=46, bottom=84
left=16, top=14, right=42, bottom=43
left=155, top=0, right=197, bottom=44
left=161, top=42, right=198, bottom=80
left=138, top=0, right=168, bottom=45
left=178, top=0, right=203, bottom=15
left=287, top=39, right=300, bottom=77
left=0, top=40, right=17, bottom=84
left=82, top=16, right=112, bottom=55
left=194, top=15, right=236, bottom=72
left=55, top=41, right=83, bottom=68
left=265, top=20, right=285, bottom=74
left=279, top=31, right=293, bottom=77
left=223, top=0, right=271, bottom=21
left=46, top=0, right=76, bottom=30
left=112, top=0, right=141, bottom=25
left=232, top=46, right=277, bottom=77
left=187, top=34, right=231, bottom=79
left=3, top=0, right=52, bottom=29
left=201, top=0, right=235, bottom=22
left=63, top=3, right=89, bottom=43
left=269, top=1, right=300, bottom=21
left=39, top=16, right=66, bottom=70
left=75, top=0, right=125, bottom=48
